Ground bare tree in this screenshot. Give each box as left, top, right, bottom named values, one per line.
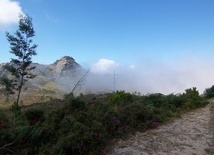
left=71, top=69, right=89, bottom=95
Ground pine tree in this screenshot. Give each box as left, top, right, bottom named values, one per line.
left=5, top=14, right=37, bottom=107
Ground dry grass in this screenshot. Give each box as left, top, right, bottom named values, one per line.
left=0, top=88, right=64, bottom=108
left=43, top=81, right=60, bottom=92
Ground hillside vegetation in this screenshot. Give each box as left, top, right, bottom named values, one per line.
left=0, top=88, right=208, bottom=155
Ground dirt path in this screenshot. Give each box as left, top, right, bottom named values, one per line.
left=107, top=104, right=213, bottom=155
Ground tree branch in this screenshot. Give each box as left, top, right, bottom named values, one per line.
left=71, top=69, right=89, bottom=95
left=0, top=139, right=18, bottom=154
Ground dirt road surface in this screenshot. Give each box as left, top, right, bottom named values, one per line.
left=107, top=103, right=213, bottom=155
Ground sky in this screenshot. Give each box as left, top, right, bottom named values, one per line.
left=0, top=0, right=214, bottom=94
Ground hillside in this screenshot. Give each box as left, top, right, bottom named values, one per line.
left=31, top=56, right=84, bottom=92
left=0, top=56, right=85, bottom=104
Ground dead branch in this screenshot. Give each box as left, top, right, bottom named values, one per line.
left=71, top=69, right=89, bottom=95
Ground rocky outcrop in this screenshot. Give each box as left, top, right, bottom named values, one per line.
left=51, top=56, right=82, bottom=76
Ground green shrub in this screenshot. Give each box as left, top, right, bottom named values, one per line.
left=204, top=85, right=214, bottom=98
left=24, top=109, right=45, bottom=125
left=0, top=109, right=10, bottom=153
left=109, top=91, right=133, bottom=106
left=45, top=112, right=108, bottom=155
left=165, top=93, right=184, bottom=109
left=0, top=110, right=8, bottom=128
left=182, top=87, right=204, bottom=109
left=10, top=102, right=21, bottom=116
left=142, top=93, right=165, bottom=107
left=64, top=97, right=87, bottom=113
left=120, top=102, right=150, bottom=131
left=101, top=110, right=122, bottom=137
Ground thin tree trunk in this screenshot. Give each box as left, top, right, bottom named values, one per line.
left=16, top=75, right=23, bottom=106
left=71, top=70, right=89, bottom=94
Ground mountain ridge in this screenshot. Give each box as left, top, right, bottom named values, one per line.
left=0, top=56, right=85, bottom=94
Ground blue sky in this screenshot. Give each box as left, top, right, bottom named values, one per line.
left=0, top=0, right=214, bottom=93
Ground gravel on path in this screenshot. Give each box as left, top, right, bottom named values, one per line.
left=107, top=104, right=213, bottom=155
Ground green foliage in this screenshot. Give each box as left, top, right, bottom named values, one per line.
left=181, top=87, right=204, bottom=110
left=24, top=109, right=45, bottom=125
left=109, top=91, right=134, bottom=107
left=120, top=102, right=155, bottom=131
left=10, top=102, right=22, bottom=116
left=0, top=87, right=207, bottom=154
left=0, top=76, right=15, bottom=102
left=4, top=14, right=37, bottom=106
left=0, top=109, right=10, bottom=141
left=165, top=93, right=184, bottom=109
left=40, top=98, right=109, bottom=154
left=64, top=97, right=86, bottom=113
left=204, top=85, right=214, bottom=98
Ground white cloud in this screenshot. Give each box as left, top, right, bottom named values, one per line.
left=0, top=0, right=23, bottom=28
left=91, top=58, right=119, bottom=74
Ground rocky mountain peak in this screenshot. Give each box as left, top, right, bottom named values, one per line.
left=51, top=56, right=82, bottom=75
left=53, top=56, right=75, bottom=65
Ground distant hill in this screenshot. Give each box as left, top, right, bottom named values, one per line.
left=0, top=56, right=86, bottom=103
left=0, top=56, right=116, bottom=104
left=30, top=56, right=85, bottom=92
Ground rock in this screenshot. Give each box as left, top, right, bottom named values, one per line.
left=51, top=56, right=82, bottom=76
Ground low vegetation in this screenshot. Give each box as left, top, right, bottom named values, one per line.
left=0, top=87, right=208, bottom=155
left=204, top=85, right=214, bottom=99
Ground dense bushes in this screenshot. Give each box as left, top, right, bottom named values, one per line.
left=0, top=88, right=207, bottom=154
left=204, top=85, right=214, bottom=98
left=0, top=109, right=10, bottom=154
left=24, top=108, right=45, bottom=125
